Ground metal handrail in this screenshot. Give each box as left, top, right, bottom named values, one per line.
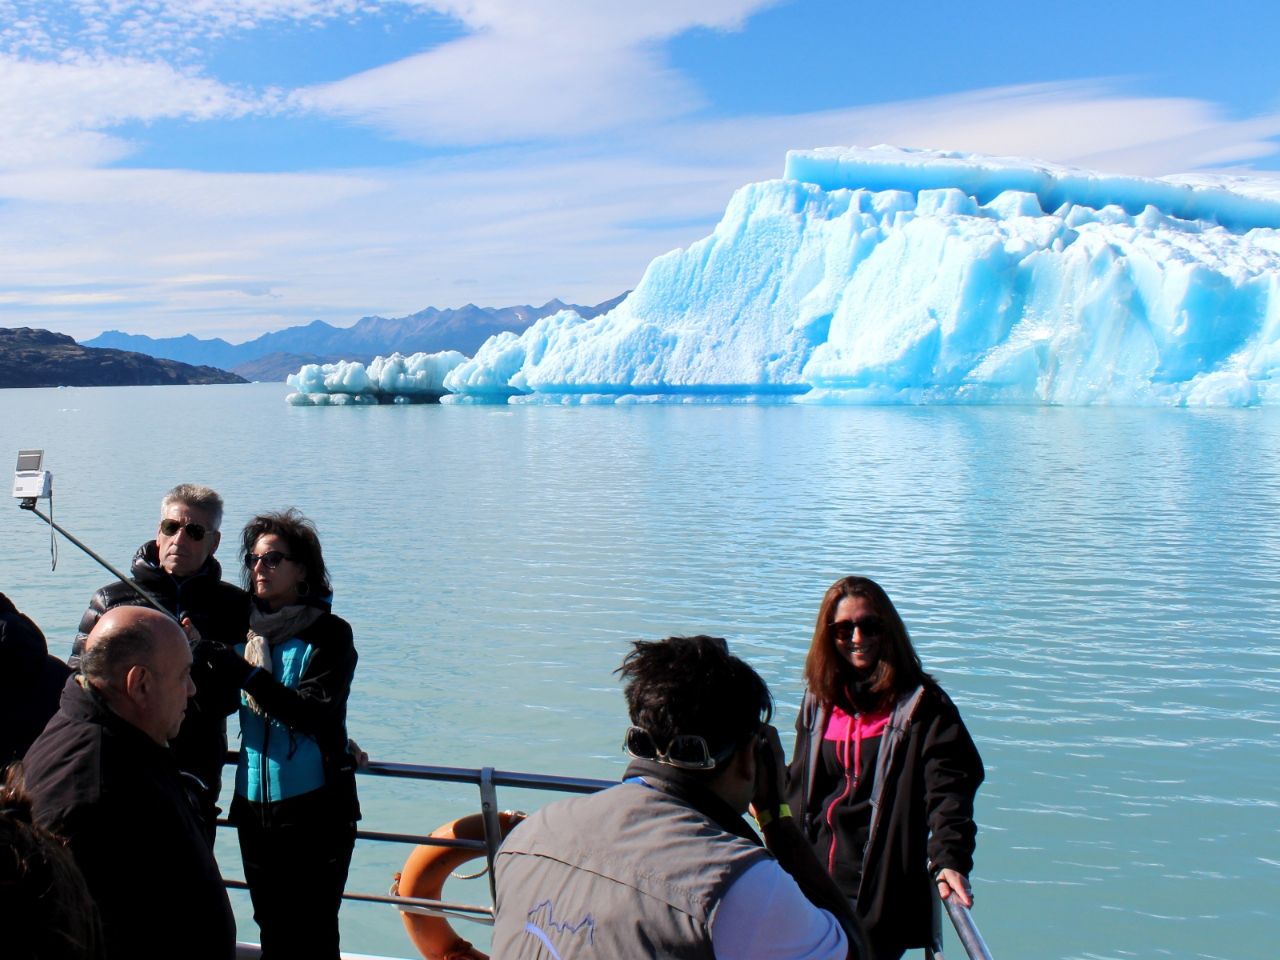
left=942, top=898, right=995, bottom=960
left=220, top=754, right=994, bottom=959
left=218, top=753, right=611, bottom=925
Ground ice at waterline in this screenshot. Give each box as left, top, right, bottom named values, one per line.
left=287, top=145, right=1280, bottom=408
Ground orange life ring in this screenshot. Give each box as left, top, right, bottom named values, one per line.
left=393, top=811, right=524, bottom=960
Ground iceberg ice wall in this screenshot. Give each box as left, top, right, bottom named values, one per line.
left=440, top=146, right=1280, bottom=406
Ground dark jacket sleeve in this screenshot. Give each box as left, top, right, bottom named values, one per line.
left=785, top=707, right=812, bottom=821
left=920, top=688, right=984, bottom=877
left=188, top=587, right=252, bottom=720
left=240, top=615, right=356, bottom=736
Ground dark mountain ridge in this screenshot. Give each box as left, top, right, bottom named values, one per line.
left=0, top=328, right=246, bottom=388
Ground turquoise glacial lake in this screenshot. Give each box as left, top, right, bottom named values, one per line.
left=1, top=382, right=1276, bottom=960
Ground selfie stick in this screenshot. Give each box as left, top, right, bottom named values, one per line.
left=19, top=499, right=172, bottom=617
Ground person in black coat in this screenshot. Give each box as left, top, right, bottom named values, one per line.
left=0, top=765, right=105, bottom=960
left=1, top=591, right=70, bottom=768
left=24, top=605, right=235, bottom=960
left=69, top=483, right=249, bottom=835
left=785, top=576, right=984, bottom=960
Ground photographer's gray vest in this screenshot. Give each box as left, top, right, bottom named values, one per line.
left=492, top=781, right=771, bottom=959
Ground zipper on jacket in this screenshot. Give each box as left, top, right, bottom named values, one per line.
left=825, top=711, right=863, bottom=873
left=259, top=710, right=271, bottom=811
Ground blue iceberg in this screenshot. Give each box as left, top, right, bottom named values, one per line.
left=287, top=351, right=466, bottom=405
left=303, top=146, right=1280, bottom=407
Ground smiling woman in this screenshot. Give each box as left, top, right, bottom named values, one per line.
left=192, top=507, right=360, bottom=960
left=786, top=576, right=984, bottom=960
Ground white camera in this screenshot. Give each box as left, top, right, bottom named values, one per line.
left=13, top=449, right=52, bottom=499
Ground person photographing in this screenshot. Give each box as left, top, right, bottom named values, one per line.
left=492, top=634, right=865, bottom=959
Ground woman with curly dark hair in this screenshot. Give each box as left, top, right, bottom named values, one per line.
left=785, top=576, right=984, bottom=960
left=198, top=508, right=359, bottom=960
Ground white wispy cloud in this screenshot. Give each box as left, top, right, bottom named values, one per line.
left=670, top=82, right=1280, bottom=178
left=293, top=0, right=780, bottom=143
left=0, top=53, right=262, bottom=170
left=0, top=0, right=394, bottom=58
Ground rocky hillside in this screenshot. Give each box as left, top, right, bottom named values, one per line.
left=0, top=328, right=246, bottom=388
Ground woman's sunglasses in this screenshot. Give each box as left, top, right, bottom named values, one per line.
left=828, top=616, right=886, bottom=643
left=623, top=725, right=736, bottom=771
left=244, top=550, right=293, bottom=571
left=159, top=519, right=208, bottom=541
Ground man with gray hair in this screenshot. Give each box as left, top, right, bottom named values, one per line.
left=24, top=605, right=235, bottom=960
left=69, top=483, right=250, bottom=835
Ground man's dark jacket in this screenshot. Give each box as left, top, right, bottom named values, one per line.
left=22, top=676, right=235, bottom=960
left=0, top=591, right=70, bottom=767
left=70, top=542, right=249, bottom=811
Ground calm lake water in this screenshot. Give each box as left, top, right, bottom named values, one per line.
left=1, top=382, right=1276, bottom=960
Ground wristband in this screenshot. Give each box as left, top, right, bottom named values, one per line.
left=754, top=803, right=792, bottom=829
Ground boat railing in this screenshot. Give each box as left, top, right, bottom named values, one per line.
left=220, top=753, right=995, bottom=959
left=219, top=752, right=612, bottom=933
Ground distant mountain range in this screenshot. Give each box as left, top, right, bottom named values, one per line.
left=82, top=294, right=628, bottom=381
left=0, top=328, right=246, bottom=388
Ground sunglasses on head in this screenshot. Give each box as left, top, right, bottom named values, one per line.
left=244, top=550, right=292, bottom=570
left=159, top=519, right=208, bottom=541
left=828, top=616, right=886, bottom=643
left=623, top=726, right=736, bottom=771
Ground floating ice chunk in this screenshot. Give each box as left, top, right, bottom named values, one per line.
left=367, top=351, right=466, bottom=395
left=286, top=351, right=467, bottom=403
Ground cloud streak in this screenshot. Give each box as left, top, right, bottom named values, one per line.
left=0, top=53, right=264, bottom=171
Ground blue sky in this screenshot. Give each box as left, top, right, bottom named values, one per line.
left=1, top=0, right=1277, bottom=343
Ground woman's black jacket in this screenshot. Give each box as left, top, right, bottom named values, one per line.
left=785, top=680, right=984, bottom=958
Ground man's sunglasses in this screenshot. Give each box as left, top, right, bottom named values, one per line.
left=244, top=550, right=293, bottom=571
left=159, top=519, right=209, bottom=541
left=828, top=616, right=886, bottom=643
left=623, top=725, right=736, bottom=771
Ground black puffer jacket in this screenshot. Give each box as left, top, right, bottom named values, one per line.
left=0, top=592, right=70, bottom=767
left=786, top=681, right=984, bottom=960
left=70, top=543, right=250, bottom=809
left=23, top=676, right=235, bottom=960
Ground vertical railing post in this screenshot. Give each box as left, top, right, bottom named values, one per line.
left=478, top=766, right=503, bottom=901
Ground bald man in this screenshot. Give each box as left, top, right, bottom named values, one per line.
left=23, top=606, right=235, bottom=960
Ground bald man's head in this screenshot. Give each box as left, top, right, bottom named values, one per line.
left=81, top=607, right=195, bottom=745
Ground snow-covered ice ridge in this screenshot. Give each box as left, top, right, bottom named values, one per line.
left=290, top=145, right=1280, bottom=407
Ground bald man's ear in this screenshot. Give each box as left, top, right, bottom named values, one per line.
left=207, top=529, right=222, bottom=557
left=122, top=663, right=150, bottom=703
